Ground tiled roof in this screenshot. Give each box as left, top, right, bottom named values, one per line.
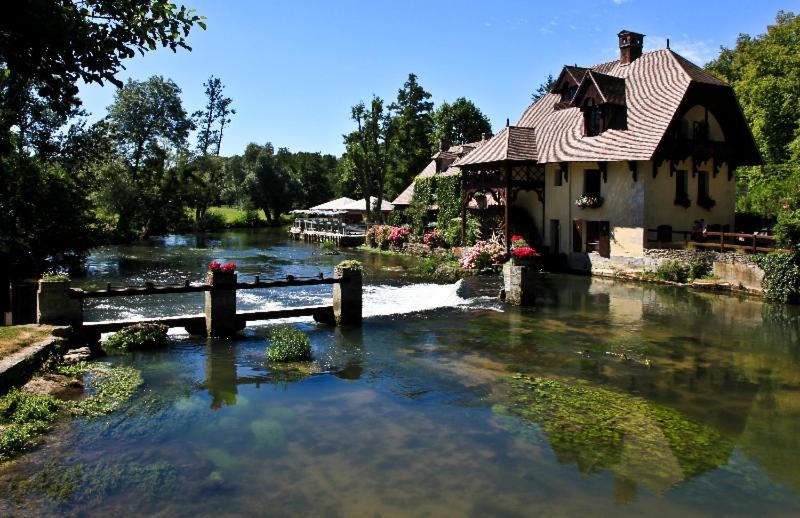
left=580, top=70, right=626, bottom=106
left=453, top=126, right=538, bottom=166
left=513, top=49, right=738, bottom=162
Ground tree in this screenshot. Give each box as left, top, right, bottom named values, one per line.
left=344, top=97, right=392, bottom=222
left=387, top=73, right=434, bottom=197
left=706, top=10, right=800, bottom=243
left=104, top=76, right=193, bottom=236
left=532, top=74, right=555, bottom=102
left=706, top=11, right=800, bottom=165
left=192, top=76, right=235, bottom=156
left=0, top=1, right=204, bottom=156
left=430, top=97, right=492, bottom=151
left=241, top=143, right=297, bottom=224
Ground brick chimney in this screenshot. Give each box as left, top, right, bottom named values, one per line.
left=618, top=30, right=645, bottom=64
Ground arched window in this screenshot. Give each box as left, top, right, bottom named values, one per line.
left=584, top=99, right=601, bottom=136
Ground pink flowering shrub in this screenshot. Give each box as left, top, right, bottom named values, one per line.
left=388, top=226, right=411, bottom=248
left=367, top=225, right=410, bottom=250
left=423, top=229, right=446, bottom=249
left=459, top=238, right=506, bottom=270
left=366, top=225, right=392, bottom=249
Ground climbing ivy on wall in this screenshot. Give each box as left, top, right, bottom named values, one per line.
left=406, top=172, right=477, bottom=246
left=407, top=177, right=434, bottom=235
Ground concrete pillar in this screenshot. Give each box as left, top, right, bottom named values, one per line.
left=37, top=279, right=83, bottom=326
left=502, top=261, right=538, bottom=306
left=333, top=266, right=362, bottom=326
left=205, top=271, right=239, bottom=337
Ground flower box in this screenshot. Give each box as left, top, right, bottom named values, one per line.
left=575, top=194, right=604, bottom=209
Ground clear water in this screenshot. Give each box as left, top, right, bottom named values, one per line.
left=2, top=228, right=800, bottom=516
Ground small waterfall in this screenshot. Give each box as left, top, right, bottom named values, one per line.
left=362, top=280, right=471, bottom=318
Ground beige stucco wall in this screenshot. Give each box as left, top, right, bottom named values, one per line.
left=643, top=159, right=736, bottom=236
left=540, top=161, right=645, bottom=257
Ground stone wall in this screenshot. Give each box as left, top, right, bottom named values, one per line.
left=568, top=249, right=765, bottom=293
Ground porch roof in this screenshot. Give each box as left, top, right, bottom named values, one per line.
left=453, top=126, right=538, bottom=167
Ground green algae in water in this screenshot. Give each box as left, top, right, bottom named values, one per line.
left=501, top=375, right=734, bottom=491
left=16, top=460, right=178, bottom=504
left=71, top=363, right=143, bottom=418
left=0, top=389, right=62, bottom=461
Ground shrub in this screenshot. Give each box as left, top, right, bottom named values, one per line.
left=423, top=229, right=446, bottom=249
left=230, top=208, right=261, bottom=227
left=266, top=326, right=312, bottom=362
left=755, top=252, right=800, bottom=303
left=511, top=235, right=529, bottom=249
left=460, top=238, right=506, bottom=270
left=102, top=323, right=169, bottom=352
left=40, top=273, right=69, bottom=282
left=200, top=211, right=226, bottom=230
left=654, top=260, right=690, bottom=283
left=366, top=225, right=392, bottom=249
left=337, top=259, right=362, bottom=270
left=687, top=257, right=712, bottom=280
left=388, top=226, right=411, bottom=248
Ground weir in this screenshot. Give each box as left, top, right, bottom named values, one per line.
left=36, top=266, right=363, bottom=340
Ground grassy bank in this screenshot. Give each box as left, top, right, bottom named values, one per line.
left=191, top=207, right=294, bottom=230
left=0, top=326, right=53, bottom=361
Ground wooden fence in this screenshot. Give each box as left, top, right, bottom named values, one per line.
left=646, top=229, right=783, bottom=254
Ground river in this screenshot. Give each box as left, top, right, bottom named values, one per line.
left=2, top=228, right=800, bottom=516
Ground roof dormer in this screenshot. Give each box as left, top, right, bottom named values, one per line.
left=551, top=65, right=588, bottom=109
left=572, top=71, right=628, bottom=136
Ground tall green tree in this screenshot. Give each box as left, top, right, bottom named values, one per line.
left=430, top=97, right=492, bottom=151
left=706, top=10, right=800, bottom=243
left=241, top=143, right=297, bottom=224
left=387, top=73, right=434, bottom=197
left=192, top=76, right=235, bottom=156
left=104, top=76, right=193, bottom=236
left=343, top=97, right=392, bottom=221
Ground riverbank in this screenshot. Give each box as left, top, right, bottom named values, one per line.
left=356, top=244, right=465, bottom=282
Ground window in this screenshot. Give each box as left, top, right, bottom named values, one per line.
left=554, top=168, right=562, bottom=186
left=674, top=170, right=690, bottom=207
left=584, top=99, right=601, bottom=136
left=561, top=85, right=577, bottom=103
left=697, top=171, right=716, bottom=209
left=584, top=170, right=601, bottom=196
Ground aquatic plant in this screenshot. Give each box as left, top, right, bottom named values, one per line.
left=250, top=419, right=287, bottom=454
left=39, top=273, right=70, bottom=282
left=500, top=375, right=733, bottom=489
left=70, top=363, right=144, bottom=418
left=101, top=323, right=169, bottom=352
left=320, top=240, right=339, bottom=255
left=266, top=326, right=312, bottom=362
left=0, top=389, right=62, bottom=460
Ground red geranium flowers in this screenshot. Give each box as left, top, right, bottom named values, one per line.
left=511, top=247, right=540, bottom=260
left=209, top=261, right=236, bottom=273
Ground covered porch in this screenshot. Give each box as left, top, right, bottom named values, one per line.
left=454, top=126, right=544, bottom=252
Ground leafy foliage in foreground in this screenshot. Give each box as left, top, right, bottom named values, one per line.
left=266, top=326, right=312, bottom=362
left=498, top=375, right=733, bottom=489
left=0, top=389, right=61, bottom=461
left=755, top=252, right=800, bottom=303
left=102, top=323, right=169, bottom=352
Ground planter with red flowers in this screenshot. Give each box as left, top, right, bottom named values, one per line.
left=510, top=246, right=541, bottom=267
left=207, top=261, right=237, bottom=285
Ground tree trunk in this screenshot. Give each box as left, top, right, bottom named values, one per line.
left=261, top=205, right=273, bottom=225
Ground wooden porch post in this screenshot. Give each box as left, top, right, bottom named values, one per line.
left=504, top=163, right=512, bottom=253
left=460, top=191, right=467, bottom=246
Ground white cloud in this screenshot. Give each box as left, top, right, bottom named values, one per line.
left=612, top=0, right=632, bottom=4
left=647, top=35, right=719, bottom=65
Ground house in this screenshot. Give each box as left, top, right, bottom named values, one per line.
left=448, top=30, right=761, bottom=271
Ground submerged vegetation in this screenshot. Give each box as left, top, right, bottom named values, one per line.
left=497, top=375, right=733, bottom=489
left=0, top=362, right=143, bottom=461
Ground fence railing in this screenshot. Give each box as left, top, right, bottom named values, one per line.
left=646, top=229, right=783, bottom=254
left=36, top=268, right=363, bottom=339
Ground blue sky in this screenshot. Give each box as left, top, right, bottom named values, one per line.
left=77, top=0, right=794, bottom=157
